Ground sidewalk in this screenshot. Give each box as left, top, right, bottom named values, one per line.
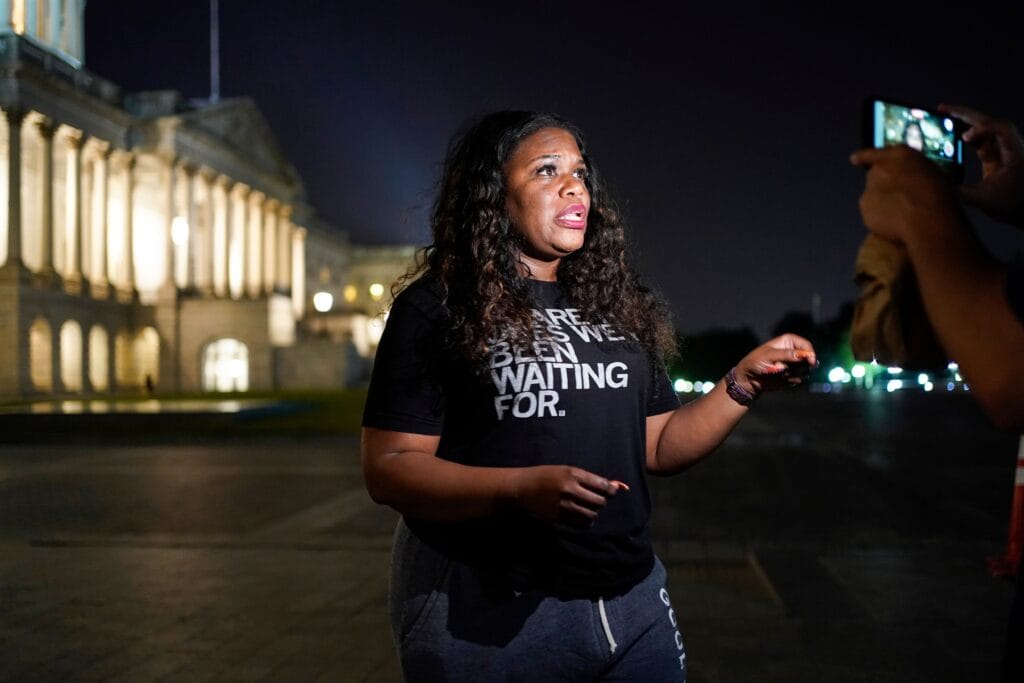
left=0, top=392, right=1017, bottom=681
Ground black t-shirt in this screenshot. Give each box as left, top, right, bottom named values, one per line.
left=362, top=275, right=680, bottom=597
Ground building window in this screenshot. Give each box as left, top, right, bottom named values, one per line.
left=134, top=327, right=159, bottom=389
left=29, top=317, right=52, bottom=391
left=59, top=319, right=82, bottom=392
left=202, top=338, right=249, bottom=392
left=89, top=325, right=108, bottom=392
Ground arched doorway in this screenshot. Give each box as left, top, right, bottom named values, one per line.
left=202, top=338, right=249, bottom=392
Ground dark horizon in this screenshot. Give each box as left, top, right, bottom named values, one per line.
left=83, top=3, right=1024, bottom=337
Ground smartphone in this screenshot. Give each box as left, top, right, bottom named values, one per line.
left=862, top=98, right=964, bottom=181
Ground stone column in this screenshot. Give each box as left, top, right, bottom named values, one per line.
left=50, top=321, right=64, bottom=395
left=91, top=143, right=110, bottom=293
left=80, top=319, right=93, bottom=394
left=36, top=118, right=56, bottom=279
left=162, top=157, right=177, bottom=290
left=232, top=184, right=249, bottom=299
left=122, top=154, right=136, bottom=296
left=66, top=130, right=86, bottom=294
left=247, top=190, right=263, bottom=298
left=182, top=164, right=195, bottom=289
left=262, top=198, right=278, bottom=295
left=2, top=108, right=24, bottom=270
left=291, top=226, right=306, bottom=319
left=215, top=175, right=232, bottom=298
left=276, top=203, right=292, bottom=294
left=198, top=169, right=216, bottom=295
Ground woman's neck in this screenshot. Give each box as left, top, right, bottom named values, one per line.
left=517, top=255, right=559, bottom=282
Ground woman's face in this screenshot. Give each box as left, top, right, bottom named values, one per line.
left=504, top=127, right=591, bottom=279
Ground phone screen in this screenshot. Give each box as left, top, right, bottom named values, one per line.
left=871, top=99, right=962, bottom=169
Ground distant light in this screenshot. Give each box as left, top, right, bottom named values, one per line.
left=963, top=383, right=970, bottom=392
left=954, top=373, right=962, bottom=382
left=917, top=373, right=929, bottom=385
left=828, top=367, right=846, bottom=383
left=369, top=283, right=385, bottom=300
left=171, top=216, right=189, bottom=245
left=851, top=364, right=866, bottom=379
left=947, top=362, right=959, bottom=372
left=343, top=285, right=357, bottom=303
left=924, top=382, right=934, bottom=392
left=312, top=291, right=334, bottom=313
left=700, top=381, right=714, bottom=394
left=822, top=383, right=832, bottom=393
left=887, top=366, right=903, bottom=375
left=886, top=379, right=903, bottom=393
left=692, top=381, right=704, bottom=393
left=674, top=379, right=693, bottom=393
left=870, top=359, right=879, bottom=366
left=947, top=382, right=955, bottom=392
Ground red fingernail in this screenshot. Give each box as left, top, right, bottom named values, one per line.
left=610, top=480, right=630, bottom=492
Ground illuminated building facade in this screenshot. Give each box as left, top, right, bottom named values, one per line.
left=0, top=2, right=413, bottom=398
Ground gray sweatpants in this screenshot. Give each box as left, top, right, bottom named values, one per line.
left=389, top=519, right=687, bottom=682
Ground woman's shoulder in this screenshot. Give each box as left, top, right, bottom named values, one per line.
left=392, top=273, right=446, bottom=319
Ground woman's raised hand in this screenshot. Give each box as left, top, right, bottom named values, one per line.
left=732, top=334, right=817, bottom=396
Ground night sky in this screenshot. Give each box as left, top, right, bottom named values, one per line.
left=84, top=3, right=1024, bottom=338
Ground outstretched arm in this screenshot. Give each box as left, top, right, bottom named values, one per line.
left=646, top=335, right=816, bottom=475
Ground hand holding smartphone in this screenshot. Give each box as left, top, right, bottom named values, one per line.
left=862, top=98, right=965, bottom=182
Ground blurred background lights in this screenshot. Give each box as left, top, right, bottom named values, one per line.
left=828, top=366, right=851, bottom=383
left=673, top=379, right=696, bottom=393
left=312, top=291, right=333, bottom=313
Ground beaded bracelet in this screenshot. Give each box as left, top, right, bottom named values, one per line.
left=725, top=367, right=758, bottom=407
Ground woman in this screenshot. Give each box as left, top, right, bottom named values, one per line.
left=361, top=111, right=815, bottom=682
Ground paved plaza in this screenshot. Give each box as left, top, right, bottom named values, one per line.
left=0, top=391, right=1019, bottom=681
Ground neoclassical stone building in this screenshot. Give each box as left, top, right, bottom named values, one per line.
left=0, top=2, right=413, bottom=398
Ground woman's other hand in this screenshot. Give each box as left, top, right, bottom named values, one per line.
left=733, top=334, right=817, bottom=395
left=508, top=465, right=619, bottom=526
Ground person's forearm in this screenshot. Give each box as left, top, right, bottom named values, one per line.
left=364, top=448, right=523, bottom=521
left=650, top=381, right=747, bottom=474
left=902, top=212, right=1024, bottom=429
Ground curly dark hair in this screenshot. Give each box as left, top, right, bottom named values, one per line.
left=399, top=110, right=677, bottom=367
